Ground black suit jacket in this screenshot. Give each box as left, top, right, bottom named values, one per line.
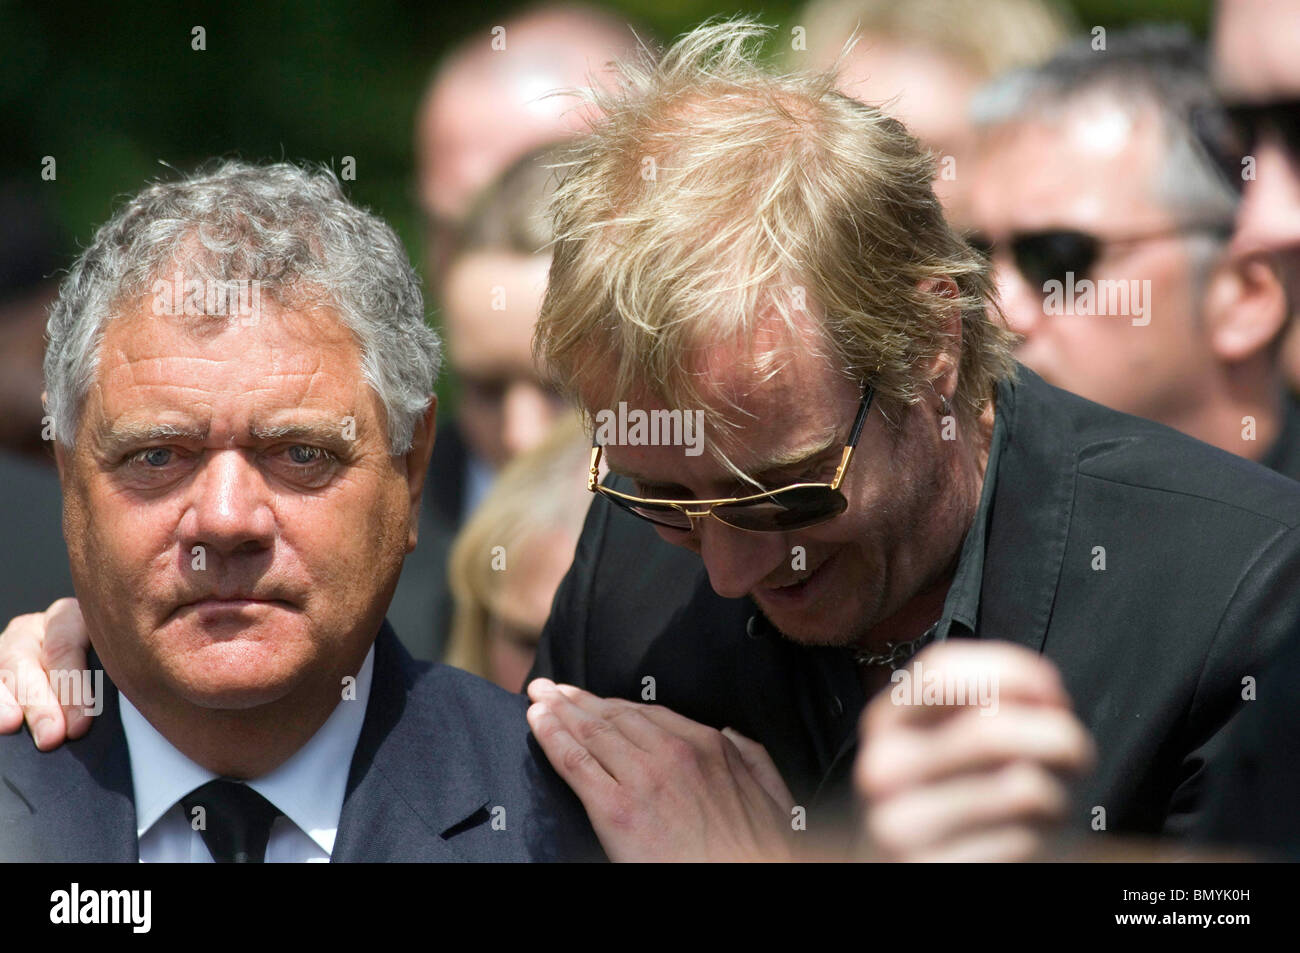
left=0, top=622, right=600, bottom=861
left=530, top=366, right=1300, bottom=839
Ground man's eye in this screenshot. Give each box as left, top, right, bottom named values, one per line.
left=286, top=445, right=333, bottom=466
left=129, top=447, right=174, bottom=467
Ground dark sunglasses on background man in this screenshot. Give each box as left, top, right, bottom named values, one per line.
left=967, top=221, right=1234, bottom=290
left=587, top=385, right=875, bottom=533
left=1192, top=98, right=1300, bottom=193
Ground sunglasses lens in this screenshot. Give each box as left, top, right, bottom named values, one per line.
left=1193, top=104, right=1250, bottom=193
left=1259, top=102, right=1300, bottom=161
left=1013, top=231, right=1099, bottom=288
left=714, top=486, right=848, bottom=532
left=1211, top=102, right=1300, bottom=189
left=598, top=492, right=693, bottom=530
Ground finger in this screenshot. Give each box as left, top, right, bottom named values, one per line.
left=0, top=608, right=67, bottom=747
left=545, top=684, right=664, bottom=753
left=0, top=677, right=20, bottom=732
left=718, top=732, right=796, bottom=835
left=525, top=701, right=617, bottom=796
left=859, top=704, right=1095, bottom=800
left=528, top=681, right=647, bottom=780
left=525, top=676, right=559, bottom=702
left=13, top=649, right=66, bottom=751
left=0, top=611, right=45, bottom=675
left=714, top=733, right=790, bottom=843
left=865, top=760, right=1069, bottom=857
left=863, top=640, right=1072, bottom=734
left=41, top=599, right=93, bottom=740
left=721, top=727, right=796, bottom=812
left=908, top=822, right=1053, bottom=863
left=0, top=612, right=44, bottom=730
left=621, top=697, right=726, bottom=748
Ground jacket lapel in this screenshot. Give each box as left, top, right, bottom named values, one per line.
left=332, top=624, right=489, bottom=862
left=979, top=367, right=1078, bottom=655
left=2, top=659, right=138, bottom=862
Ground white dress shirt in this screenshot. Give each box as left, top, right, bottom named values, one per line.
left=119, top=646, right=374, bottom=863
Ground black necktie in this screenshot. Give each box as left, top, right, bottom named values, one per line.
left=181, top=779, right=282, bottom=863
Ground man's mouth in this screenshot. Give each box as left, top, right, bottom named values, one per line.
left=170, top=596, right=297, bottom=621
left=754, top=551, right=838, bottom=610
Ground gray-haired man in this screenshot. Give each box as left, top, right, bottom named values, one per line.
left=0, top=161, right=596, bottom=862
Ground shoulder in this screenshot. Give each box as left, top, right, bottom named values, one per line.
left=369, top=635, right=602, bottom=860
left=1019, top=370, right=1300, bottom=530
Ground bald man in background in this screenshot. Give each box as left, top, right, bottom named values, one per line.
left=792, top=0, right=1073, bottom=211
left=389, top=7, right=642, bottom=660
left=414, top=4, right=637, bottom=291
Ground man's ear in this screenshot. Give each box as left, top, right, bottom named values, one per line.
left=1203, top=251, right=1288, bottom=363
left=919, top=277, right=963, bottom=402
left=52, top=439, right=69, bottom=483
left=402, top=396, right=438, bottom=553
left=43, top=390, right=69, bottom=482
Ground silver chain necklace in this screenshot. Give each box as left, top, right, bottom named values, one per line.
left=852, top=624, right=939, bottom=670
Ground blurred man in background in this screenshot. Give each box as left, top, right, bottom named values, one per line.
left=1184, top=0, right=1300, bottom=858
left=388, top=142, right=574, bottom=658
left=389, top=7, right=641, bottom=659
left=965, top=27, right=1299, bottom=477
left=1212, top=0, right=1300, bottom=394
left=415, top=4, right=635, bottom=291
left=794, top=0, right=1074, bottom=210
left=0, top=187, right=75, bottom=624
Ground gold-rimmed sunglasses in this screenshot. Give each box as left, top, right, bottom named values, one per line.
left=587, top=385, right=875, bottom=533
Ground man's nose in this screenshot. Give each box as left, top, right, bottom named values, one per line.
left=183, top=450, right=275, bottom=557
left=501, top=382, right=560, bottom=461
left=1234, top=135, right=1300, bottom=256
left=993, top=258, right=1045, bottom=338
left=696, top=519, right=787, bottom=600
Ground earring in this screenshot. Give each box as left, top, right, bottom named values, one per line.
left=938, top=394, right=951, bottom=417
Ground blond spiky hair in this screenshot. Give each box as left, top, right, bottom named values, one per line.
left=534, top=16, right=1016, bottom=453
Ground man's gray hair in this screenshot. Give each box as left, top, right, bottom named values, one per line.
left=44, top=160, right=441, bottom=454
left=970, top=25, right=1238, bottom=231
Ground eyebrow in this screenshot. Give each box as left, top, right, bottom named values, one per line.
left=247, top=422, right=356, bottom=445
left=98, top=423, right=208, bottom=458
left=97, top=419, right=357, bottom=457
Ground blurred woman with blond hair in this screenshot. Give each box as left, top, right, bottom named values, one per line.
left=445, top=416, right=592, bottom=691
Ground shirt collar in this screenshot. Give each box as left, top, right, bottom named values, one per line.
left=119, top=644, right=375, bottom=857
left=932, top=375, right=1012, bottom=642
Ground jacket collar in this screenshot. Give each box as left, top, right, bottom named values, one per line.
left=976, top=364, right=1078, bottom=655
